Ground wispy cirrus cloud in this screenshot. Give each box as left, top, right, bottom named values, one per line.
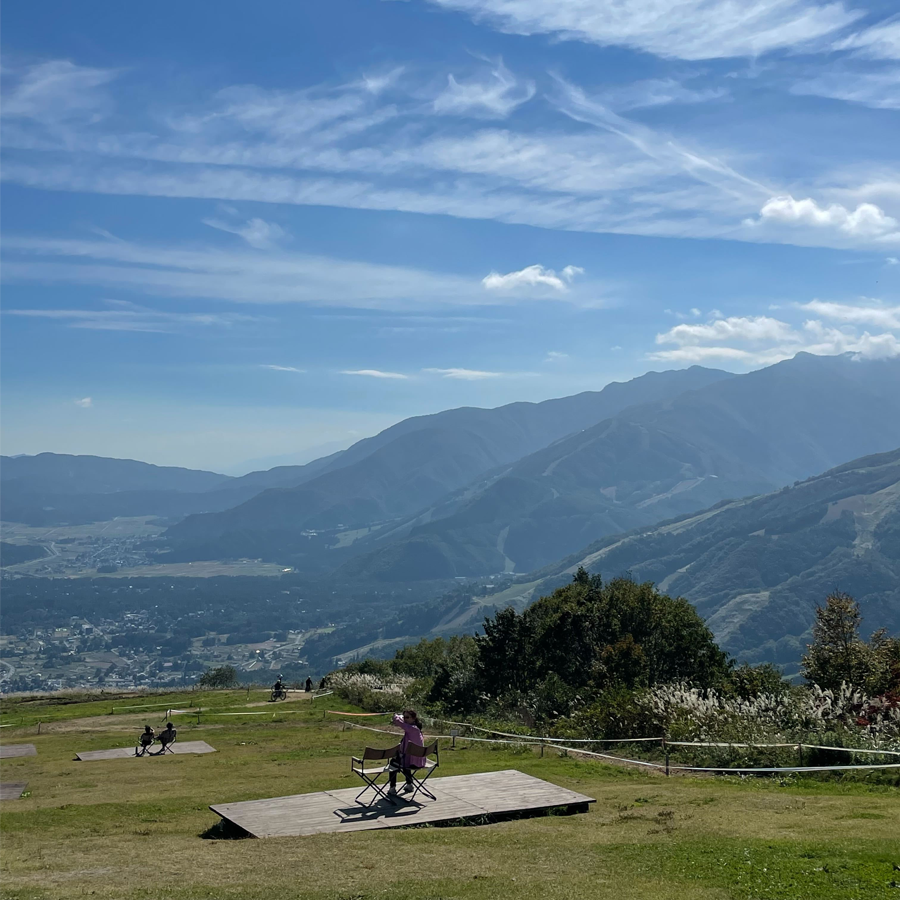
left=203, top=215, right=289, bottom=249
left=2, top=53, right=898, bottom=253
left=791, top=67, right=900, bottom=109
left=1, top=60, right=118, bottom=124
left=425, top=0, right=861, bottom=60
left=341, top=369, right=409, bottom=379
left=4, top=299, right=260, bottom=333
left=834, top=18, right=900, bottom=60
left=1, top=235, right=613, bottom=310
left=261, top=364, right=306, bottom=373
left=433, top=59, right=535, bottom=117
left=423, top=367, right=534, bottom=379
left=74, top=396, right=93, bottom=408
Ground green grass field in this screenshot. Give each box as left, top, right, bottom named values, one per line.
left=1, top=689, right=898, bottom=900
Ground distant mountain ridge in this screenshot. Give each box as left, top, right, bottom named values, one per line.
left=163, top=365, right=731, bottom=558
left=339, top=353, right=900, bottom=581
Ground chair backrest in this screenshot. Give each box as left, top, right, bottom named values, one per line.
left=362, top=743, right=401, bottom=761
left=405, top=740, right=438, bottom=759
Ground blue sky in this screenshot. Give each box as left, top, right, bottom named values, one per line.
left=2, top=0, right=899, bottom=472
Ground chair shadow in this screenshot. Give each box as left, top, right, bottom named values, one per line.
left=334, top=795, right=428, bottom=823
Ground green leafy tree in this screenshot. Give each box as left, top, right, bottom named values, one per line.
left=802, top=592, right=877, bottom=691
left=197, top=665, right=239, bottom=689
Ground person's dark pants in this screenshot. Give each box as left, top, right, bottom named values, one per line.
left=388, top=756, right=413, bottom=788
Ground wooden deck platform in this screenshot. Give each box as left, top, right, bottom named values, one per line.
left=0, top=782, right=28, bottom=801
left=0, top=744, right=37, bottom=759
left=76, top=740, right=217, bottom=761
left=211, top=769, right=594, bottom=838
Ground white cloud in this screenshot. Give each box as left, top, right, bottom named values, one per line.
left=798, top=299, right=900, bottom=330
left=74, top=397, right=93, bottom=408
left=652, top=311, right=900, bottom=364
left=599, top=77, right=729, bottom=111
left=423, top=367, right=505, bottom=379
left=834, top=19, right=900, bottom=60
left=1, top=60, right=118, bottom=124
left=482, top=264, right=583, bottom=292
left=341, top=369, right=408, bottom=379
left=261, top=364, right=306, bottom=373
left=426, top=0, right=860, bottom=60
left=749, top=195, right=900, bottom=242
left=433, top=59, right=535, bottom=117
left=657, top=315, right=796, bottom=347
left=791, top=68, right=900, bottom=109
left=203, top=216, right=289, bottom=249
left=888, top=257, right=899, bottom=265
left=1, top=235, right=485, bottom=310
left=544, top=350, right=569, bottom=361
left=4, top=300, right=260, bottom=333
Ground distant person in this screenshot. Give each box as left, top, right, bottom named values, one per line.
left=388, top=709, right=425, bottom=796
left=305, top=676, right=313, bottom=693
left=136, top=725, right=155, bottom=756
left=157, top=722, right=177, bottom=753
left=318, top=677, right=326, bottom=691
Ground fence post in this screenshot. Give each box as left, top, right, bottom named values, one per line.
left=540, top=738, right=544, bottom=758
left=797, top=743, right=803, bottom=767
left=37, top=720, right=41, bottom=735
left=663, top=738, right=669, bottom=777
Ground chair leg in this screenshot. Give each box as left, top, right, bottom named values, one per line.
left=354, top=776, right=395, bottom=807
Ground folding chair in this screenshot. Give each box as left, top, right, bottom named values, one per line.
left=404, top=740, right=439, bottom=802
left=155, top=730, right=177, bottom=755
left=135, top=738, right=154, bottom=757
left=351, top=743, right=401, bottom=806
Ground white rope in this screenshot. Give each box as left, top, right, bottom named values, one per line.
left=799, top=743, right=900, bottom=756
left=343, top=721, right=900, bottom=774
left=666, top=741, right=799, bottom=748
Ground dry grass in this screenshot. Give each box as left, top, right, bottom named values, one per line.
left=1, top=691, right=898, bottom=900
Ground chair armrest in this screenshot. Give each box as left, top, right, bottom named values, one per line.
left=351, top=757, right=363, bottom=767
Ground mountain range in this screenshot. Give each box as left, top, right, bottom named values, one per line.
left=471, top=447, right=900, bottom=672
left=335, top=353, right=900, bottom=581
left=161, top=364, right=731, bottom=562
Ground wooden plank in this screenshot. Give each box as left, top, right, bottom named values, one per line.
left=0, top=782, right=28, bottom=801
left=0, top=744, right=37, bottom=759
left=211, top=769, right=594, bottom=838
left=76, top=740, right=217, bottom=761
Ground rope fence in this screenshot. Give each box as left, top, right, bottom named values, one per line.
left=336, top=715, right=900, bottom=776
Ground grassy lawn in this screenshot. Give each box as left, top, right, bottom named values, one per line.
left=1, top=690, right=898, bottom=900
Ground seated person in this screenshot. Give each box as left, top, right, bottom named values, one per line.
left=388, top=709, right=425, bottom=796
left=137, top=725, right=155, bottom=756
left=157, top=722, right=177, bottom=751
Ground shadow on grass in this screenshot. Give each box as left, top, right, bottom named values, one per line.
left=200, top=817, right=252, bottom=840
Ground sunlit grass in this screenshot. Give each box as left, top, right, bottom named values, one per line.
left=1, top=689, right=898, bottom=899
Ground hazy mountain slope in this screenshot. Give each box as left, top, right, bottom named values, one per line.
left=0, top=453, right=251, bottom=525
left=344, top=354, right=900, bottom=580
left=163, top=366, right=730, bottom=558
left=512, top=447, right=900, bottom=670
left=1, top=452, right=231, bottom=494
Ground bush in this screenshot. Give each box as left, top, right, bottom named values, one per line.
left=197, top=665, right=239, bottom=689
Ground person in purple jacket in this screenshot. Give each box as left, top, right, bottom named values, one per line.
left=388, top=708, right=425, bottom=795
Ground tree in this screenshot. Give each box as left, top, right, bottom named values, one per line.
left=197, top=665, right=239, bottom=689
left=802, top=592, right=875, bottom=691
